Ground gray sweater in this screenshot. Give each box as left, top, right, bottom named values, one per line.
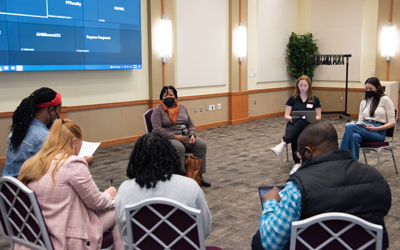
left=151, top=103, right=196, bottom=138
left=115, top=174, right=212, bottom=249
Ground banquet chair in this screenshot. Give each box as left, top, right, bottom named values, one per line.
left=125, top=197, right=222, bottom=250
left=279, top=136, right=290, bottom=168
left=0, top=176, right=114, bottom=250
left=360, top=109, right=398, bottom=173
left=290, top=212, right=383, bottom=250
left=0, top=176, right=54, bottom=250
left=143, top=108, right=154, bottom=133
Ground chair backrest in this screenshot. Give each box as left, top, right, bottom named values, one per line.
left=290, top=212, right=383, bottom=250
left=386, top=109, right=397, bottom=139
left=0, top=176, right=53, bottom=250
left=143, top=109, right=154, bottom=133
left=125, top=197, right=206, bottom=250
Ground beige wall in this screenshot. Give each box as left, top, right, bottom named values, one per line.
left=248, top=90, right=292, bottom=118
left=0, top=0, right=389, bottom=160
left=179, top=97, right=229, bottom=126
left=67, top=105, right=149, bottom=142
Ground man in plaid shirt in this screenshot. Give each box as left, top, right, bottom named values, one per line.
left=252, top=121, right=391, bottom=250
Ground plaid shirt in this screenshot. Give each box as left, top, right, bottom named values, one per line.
left=259, top=181, right=302, bottom=250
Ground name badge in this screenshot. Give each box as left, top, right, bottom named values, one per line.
left=306, top=104, right=313, bottom=109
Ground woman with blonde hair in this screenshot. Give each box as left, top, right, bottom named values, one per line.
left=270, top=75, right=321, bottom=174
left=18, top=119, right=122, bottom=250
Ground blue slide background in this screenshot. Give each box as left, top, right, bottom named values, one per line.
left=0, top=0, right=141, bottom=71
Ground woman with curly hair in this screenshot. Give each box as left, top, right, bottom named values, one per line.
left=115, top=133, right=212, bottom=249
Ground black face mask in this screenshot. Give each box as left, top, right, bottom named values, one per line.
left=163, top=97, right=175, bottom=107
left=47, top=109, right=60, bottom=129
left=366, top=91, right=377, bottom=98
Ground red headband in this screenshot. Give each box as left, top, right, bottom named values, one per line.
left=36, top=92, right=62, bottom=108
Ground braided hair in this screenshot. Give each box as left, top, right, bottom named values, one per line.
left=127, top=133, right=185, bottom=189
left=9, top=87, right=57, bottom=151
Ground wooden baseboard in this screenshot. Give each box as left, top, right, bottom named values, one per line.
left=229, top=117, right=250, bottom=125
left=249, top=112, right=285, bottom=121
left=99, top=135, right=143, bottom=148
left=196, top=121, right=230, bottom=130
left=0, top=158, right=4, bottom=165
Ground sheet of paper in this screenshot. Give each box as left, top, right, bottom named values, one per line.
left=78, top=141, right=101, bottom=157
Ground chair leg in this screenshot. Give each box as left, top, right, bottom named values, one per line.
left=376, top=148, right=382, bottom=171
left=280, top=150, right=283, bottom=168
left=362, top=149, right=368, bottom=165
left=390, top=148, right=398, bottom=174
left=286, top=144, right=289, bottom=162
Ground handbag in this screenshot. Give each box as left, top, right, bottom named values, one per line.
left=184, top=155, right=202, bottom=187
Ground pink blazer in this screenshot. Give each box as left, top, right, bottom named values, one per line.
left=16, top=155, right=113, bottom=250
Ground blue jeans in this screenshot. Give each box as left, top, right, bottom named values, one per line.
left=339, top=123, right=386, bottom=160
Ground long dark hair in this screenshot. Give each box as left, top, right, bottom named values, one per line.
left=363, top=77, right=385, bottom=117
left=9, top=87, right=58, bottom=151
left=126, top=133, right=185, bottom=189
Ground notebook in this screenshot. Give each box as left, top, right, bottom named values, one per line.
left=258, top=186, right=285, bottom=210
left=291, top=110, right=317, bottom=124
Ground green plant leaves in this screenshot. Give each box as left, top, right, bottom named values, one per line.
left=286, top=32, right=319, bottom=79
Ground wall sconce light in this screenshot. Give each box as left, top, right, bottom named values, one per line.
left=381, top=23, right=396, bottom=61
left=160, top=14, right=172, bottom=63
left=237, top=22, right=247, bottom=62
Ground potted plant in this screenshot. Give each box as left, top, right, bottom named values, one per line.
left=286, top=32, right=319, bottom=79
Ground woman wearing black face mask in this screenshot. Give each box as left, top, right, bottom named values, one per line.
left=3, top=87, right=62, bottom=177
left=339, top=77, right=395, bottom=161
left=151, top=86, right=211, bottom=187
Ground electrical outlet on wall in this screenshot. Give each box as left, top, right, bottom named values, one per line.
left=340, top=97, right=343, bottom=102
left=194, top=107, right=197, bottom=113
left=200, top=106, right=203, bottom=112
left=217, top=103, right=221, bottom=110
left=206, top=106, right=209, bottom=111
left=209, top=105, right=215, bottom=111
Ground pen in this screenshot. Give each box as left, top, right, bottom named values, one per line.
left=110, top=179, right=113, bottom=187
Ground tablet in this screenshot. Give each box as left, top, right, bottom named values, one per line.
left=258, top=186, right=285, bottom=210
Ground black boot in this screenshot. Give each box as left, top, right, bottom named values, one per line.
left=201, top=178, right=211, bottom=187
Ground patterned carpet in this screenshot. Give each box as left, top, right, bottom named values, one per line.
left=1, top=115, right=399, bottom=250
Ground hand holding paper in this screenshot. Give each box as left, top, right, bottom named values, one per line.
left=78, top=141, right=101, bottom=157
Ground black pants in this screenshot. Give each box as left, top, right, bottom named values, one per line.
left=283, top=119, right=309, bottom=164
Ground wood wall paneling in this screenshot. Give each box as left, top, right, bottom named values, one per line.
left=229, top=91, right=249, bottom=125
left=67, top=105, right=148, bottom=143
left=376, top=0, right=400, bottom=82
left=0, top=118, right=12, bottom=163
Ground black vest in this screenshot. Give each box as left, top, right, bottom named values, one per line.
left=288, top=150, right=391, bottom=249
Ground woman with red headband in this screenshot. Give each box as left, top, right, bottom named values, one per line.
left=3, top=87, right=63, bottom=177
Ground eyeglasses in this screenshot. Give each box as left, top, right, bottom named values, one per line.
left=295, top=146, right=314, bottom=160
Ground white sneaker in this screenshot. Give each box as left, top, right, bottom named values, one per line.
left=271, top=143, right=284, bottom=156
left=290, top=164, right=301, bottom=175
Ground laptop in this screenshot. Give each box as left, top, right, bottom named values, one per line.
left=258, top=186, right=285, bottom=210
left=291, top=110, right=317, bottom=124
